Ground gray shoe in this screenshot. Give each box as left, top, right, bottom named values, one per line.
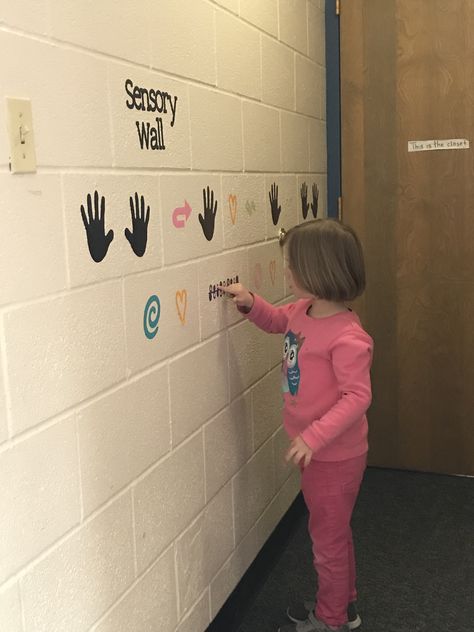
left=278, top=611, right=350, bottom=632
left=286, top=601, right=361, bottom=630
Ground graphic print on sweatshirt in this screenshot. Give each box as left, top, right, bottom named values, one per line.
left=282, top=330, right=305, bottom=397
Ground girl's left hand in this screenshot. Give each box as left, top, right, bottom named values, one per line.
left=285, top=435, right=313, bottom=468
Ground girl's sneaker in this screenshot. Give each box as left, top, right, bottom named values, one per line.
left=278, top=611, right=350, bottom=632
left=286, top=601, right=361, bottom=630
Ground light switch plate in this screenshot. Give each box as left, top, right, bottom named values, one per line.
left=6, top=97, right=37, bottom=173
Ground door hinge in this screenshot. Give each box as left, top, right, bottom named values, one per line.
left=336, top=0, right=340, bottom=16
left=337, top=196, right=343, bottom=220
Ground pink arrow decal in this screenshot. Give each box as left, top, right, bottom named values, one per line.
left=173, top=200, right=192, bottom=228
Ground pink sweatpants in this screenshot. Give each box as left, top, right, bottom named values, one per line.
left=300, top=453, right=367, bottom=628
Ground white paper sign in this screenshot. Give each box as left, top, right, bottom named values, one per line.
left=408, top=138, right=470, bottom=152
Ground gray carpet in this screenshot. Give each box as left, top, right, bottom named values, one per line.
left=236, top=467, right=474, bottom=632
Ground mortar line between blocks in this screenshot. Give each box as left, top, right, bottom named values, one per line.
left=212, top=5, right=218, bottom=90
left=0, top=314, right=14, bottom=440
left=88, top=542, right=175, bottom=632
left=173, top=542, right=181, bottom=623
left=131, top=487, right=139, bottom=577
left=59, top=174, right=72, bottom=289
left=75, top=416, right=85, bottom=524
left=4, top=484, right=144, bottom=589
left=18, top=580, right=27, bottom=632
left=0, top=23, right=322, bottom=125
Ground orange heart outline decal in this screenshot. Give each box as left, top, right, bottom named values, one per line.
left=175, top=289, right=187, bottom=325
left=269, top=260, right=276, bottom=285
left=228, top=194, right=238, bottom=225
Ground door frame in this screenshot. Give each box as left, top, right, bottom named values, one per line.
left=325, top=0, right=341, bottom=219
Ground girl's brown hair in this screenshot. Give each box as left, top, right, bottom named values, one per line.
left=282, top=219, right=366, bottom=301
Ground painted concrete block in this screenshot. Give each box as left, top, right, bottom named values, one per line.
left=216, top=11, right=261, bottom=99
left=228, top=320, right=269, bottom=399
left=221, top=175, right=266, bottom=249
left=0, top=0, right=50, bottom=34
left=0, top=174, right=67, bottom=306
left=261, top=35, right=295, bottom=110
left=309, top=173, right=327, bottom=217
left=264, top=175, right=299, bottom=235
left=0, top=32, right=112, bottom=167
left=256, top=470, right=299, bottom=548
left=175, top=484, right=233, bottom=616
left=297, top=174, right=322, bottom=224
left=169, top=335, right=229, bottom=447
left=274, top=425, right=294, bottom=489
left=176, top=593, right=210, bottom=632
left=108, top=63, right=191, bottom=169
left=123, top=264, right=199, bottom=376
left=240, top=0, right=278, bottom=36
left=50, top=0, right=150, bottom=65
left=160, top=175, right=223, bottom=266
left=0, top=342, right=8, bottom=445
left=213, top=0, right=239, bottom=13
left=189, top=86, right=243, bottom=171
left=309, top=118, right=327, bottom=174
left=78, top=365, right=170, bottom=516
left=198, top=250, right=249, bottom=341
left=210, top=527, right=258, bottom=618
left=91, top=547, right=177, bottom=632
left=243, top=102, right=280, bottom=172
left=0, top=108, right=7, bottom=169
left=149, top=0, right=216, bottom=85
left=0, top=417, right=80, bottom=584
left=279, top=0, right=308, bottom=55
left=295, top=54, right=322, bottom=118
left=134, top=434, right=205, bottom=574
left=252, top=367, right=283, bottom=450
left=232, top=439, right=275, bottom=544
left=63, top=174, right=161, bottom=288
left=21, top=493, right=134, bottom=632
left=247, top=240, right=285, bottom=305
left=0, top=583, right=23, bottom=632
left=281, top=111, right=310, bottom=173
left=204, top=394, right=253, bottom=501
left=4, top=281, right=126, bottom=435
left=308, top=3, right=326, bottom=66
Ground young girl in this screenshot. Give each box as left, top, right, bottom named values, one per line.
left=223, top=219, right=373, bottom=632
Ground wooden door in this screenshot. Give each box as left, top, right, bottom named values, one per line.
left=340, top=0, right=474, bottom=475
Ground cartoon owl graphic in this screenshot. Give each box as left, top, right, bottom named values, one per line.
left=281, top=330, right=305, bottom=396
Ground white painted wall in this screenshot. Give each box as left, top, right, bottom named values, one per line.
left=0, top=1, right=327, bottom=630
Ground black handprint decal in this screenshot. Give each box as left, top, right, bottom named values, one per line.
left=269, top=183, right=281, bottom=226
left=125, top=192, right=150, bottom=257
left=199, top=186, right=217, bottom=241
left=311, top=183, right=319, bottom=218
left=80, top=191, right=114, bottom=263
left=300, top=182, right=309, bottom=219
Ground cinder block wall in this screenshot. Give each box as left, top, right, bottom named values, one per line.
left=0, top=1, right=327, bottom=630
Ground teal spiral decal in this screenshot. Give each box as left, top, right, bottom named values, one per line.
left=144, top=295, right=161, bottom=339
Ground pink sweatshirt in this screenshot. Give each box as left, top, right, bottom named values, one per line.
left=245, top=294, right=373, bottom=461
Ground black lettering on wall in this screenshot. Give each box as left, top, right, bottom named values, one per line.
left=125, top=78, right=179, bottom=151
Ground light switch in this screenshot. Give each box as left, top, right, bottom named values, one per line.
left=6, top=97, right=37, bottom=173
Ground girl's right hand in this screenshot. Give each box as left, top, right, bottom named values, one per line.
left=221, top=283, right=254, bottom=310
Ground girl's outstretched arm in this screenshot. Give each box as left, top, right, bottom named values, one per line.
left=222, top=283, right=294, bottom=334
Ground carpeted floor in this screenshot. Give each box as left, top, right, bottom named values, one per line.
left=236, top=467, right=474, bottom=632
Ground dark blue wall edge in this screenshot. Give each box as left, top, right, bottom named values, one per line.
left=325, top=0, right=341, bottom=219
